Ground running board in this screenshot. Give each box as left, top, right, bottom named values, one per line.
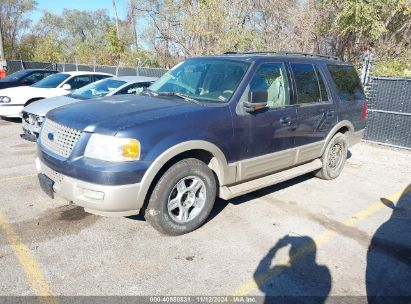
left=219, top=159, right=322, bottom=200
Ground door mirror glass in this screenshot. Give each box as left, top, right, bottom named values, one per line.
left=62, top=83, right=72, bottom=90
left=244, top=90, right=268, bottom=112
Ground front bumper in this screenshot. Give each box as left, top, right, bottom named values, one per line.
left=0, top=104, right=23, bottom=118
left=36, top=158, right=143, bottom=217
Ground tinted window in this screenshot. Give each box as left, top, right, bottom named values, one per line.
left=314, top=66, right=329, bottom=101
left=116, top=82, right=153, bottom=95
left=65, top=75, right=93, bottom=90
left=32, top=73, right=70, bottom=88
left=24, top=72, right=52, bottom=84
left=291, top=63, right=321, bottom=104
left=327, top=65, right=365, bottom=101
left=4, top=70, right=31, bottom=81
left=150, top=59, right=250, bottom=103
left=70, top=79, right=126, bottom=99
left=94, top=74, right=112, bottom=81
left=249, top=63, right=290, bottom=109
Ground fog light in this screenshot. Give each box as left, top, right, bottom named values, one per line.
left=83, top=189, right=105, bottom=200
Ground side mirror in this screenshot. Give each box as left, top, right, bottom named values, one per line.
left=22, top=79, right=33, bottom=85
left=62, top=84, right=72, bottom=90
left=243, top=90, right=268, bottom=112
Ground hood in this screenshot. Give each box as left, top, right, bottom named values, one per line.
left=47, top=94, right=206, bottom=136
left=0, top=80, right=16, bottom=88
left=23, top=95, right=77, bottom=117
left=0, top=86, right=70, bottom=102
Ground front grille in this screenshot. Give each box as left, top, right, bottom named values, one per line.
left=40, top=119, right=82, bottom=158
left=41, top=163, right=64, bottom=184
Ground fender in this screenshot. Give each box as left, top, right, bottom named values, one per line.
left=136, top=140, right=236, bottom=205
left=320, top=120, right=354, bottom=155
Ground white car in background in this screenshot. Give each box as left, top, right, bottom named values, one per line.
left=0, top=71, right=113, bottom=118
left=21, top=76, right=158, bottom=140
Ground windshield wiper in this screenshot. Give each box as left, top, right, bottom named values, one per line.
left=148, top=90, right=202, bottom=105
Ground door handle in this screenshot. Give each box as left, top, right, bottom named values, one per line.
left=326, top=110, right=335, bottom=118
left=280, top=117, right=292, bottom=125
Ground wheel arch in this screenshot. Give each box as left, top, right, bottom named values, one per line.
left=136, top=140, right=234, bottom=208
left=320, top=120, right=354, bottom=155
left=25, top=97, right=44, bottom=106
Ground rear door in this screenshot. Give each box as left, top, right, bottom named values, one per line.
left=290, top=62, right=337, bottom=161
left=326, top=64, right=366, bottom=131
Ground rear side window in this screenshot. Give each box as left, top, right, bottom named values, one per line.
left=327, top=64, right=365, bottom=101
left=290, top=63, right=322, bottom=104
left=65, top=75, right=93, bottom=90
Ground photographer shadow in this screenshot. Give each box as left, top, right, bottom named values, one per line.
left=254, top=235, right=331, bottom=304
left=366, top=184, right=411, bottom=303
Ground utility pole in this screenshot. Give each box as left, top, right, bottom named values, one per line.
left=112, top=0, right=121, bottom=39
left=0, top=21, right=4, bottom=59
left=129, top=0, right=138, bottom=51
left=0, top=16, right=7, bottom=78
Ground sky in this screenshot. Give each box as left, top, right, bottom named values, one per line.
left=31, top=0, right=128, bottom=23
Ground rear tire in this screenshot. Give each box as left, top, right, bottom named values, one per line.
left=315, top=133, right=348, bottom=180
left=144, top=158, right=216, bottom=235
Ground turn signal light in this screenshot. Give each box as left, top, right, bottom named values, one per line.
left=122, top=139, right=140, bottom=158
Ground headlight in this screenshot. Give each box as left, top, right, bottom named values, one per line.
left=84, top=134, right=141, bottom=162
left=0, top=96, right=11, bottom=103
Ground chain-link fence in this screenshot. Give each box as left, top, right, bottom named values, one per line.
left=364, top=76, right=411, bottom=149
left=5, top=60, right=168, bottom=78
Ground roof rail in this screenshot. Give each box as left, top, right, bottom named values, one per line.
left=223, top=51, right=340, bottom=61
left=276, top=51, right=340, bottom=61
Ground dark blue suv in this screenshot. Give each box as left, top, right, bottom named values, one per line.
left=35, top=52, right=367, bottom=235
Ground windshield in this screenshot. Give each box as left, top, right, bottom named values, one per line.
left=149, top=58, right=250, bottom=103
left=4, top=70, right=30, bottom=81
left=32, top=73, right=70, bottom=88
left=70, top=79, right=126, bottom=100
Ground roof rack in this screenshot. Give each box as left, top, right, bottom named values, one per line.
left=223, top=51, right=340, bottom=61
left=276, top=51, right=340, bottom=61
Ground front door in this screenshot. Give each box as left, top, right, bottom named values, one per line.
left=232, top=62, right=297, bottom=181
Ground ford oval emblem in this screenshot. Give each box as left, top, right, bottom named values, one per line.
left=48, top=133, right=54, bottom=141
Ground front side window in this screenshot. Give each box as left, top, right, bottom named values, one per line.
left=65, top=75, right=93, bottom=90
left=249, top=63, right=290, bottom=109
left=24, top=72, right=51, bottom=84
left=4, top=70, right=30, bottom=81
left=291, top=63, right=322, bottom=104
left=116, top=82, right=152, bottom=95
left=70, top=79, right=126, bottom=99
left=327, top=64, right=365, bottom=101
left=32, top=73, right=70, bottom=88
left=149, top=58, right=250, bottom=103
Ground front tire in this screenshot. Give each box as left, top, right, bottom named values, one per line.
left=144, top=158, right=217, bottom=235
left=315, top=133, right=348, bottom=180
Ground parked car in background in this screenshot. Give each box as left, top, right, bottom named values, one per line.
left=21, top=76, right=158, bottom=140
left=35, top=52, right=366, bottom=235
left=0, top=71, right=113, bottom=118
left=0, top=69, right=58, bottom=90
